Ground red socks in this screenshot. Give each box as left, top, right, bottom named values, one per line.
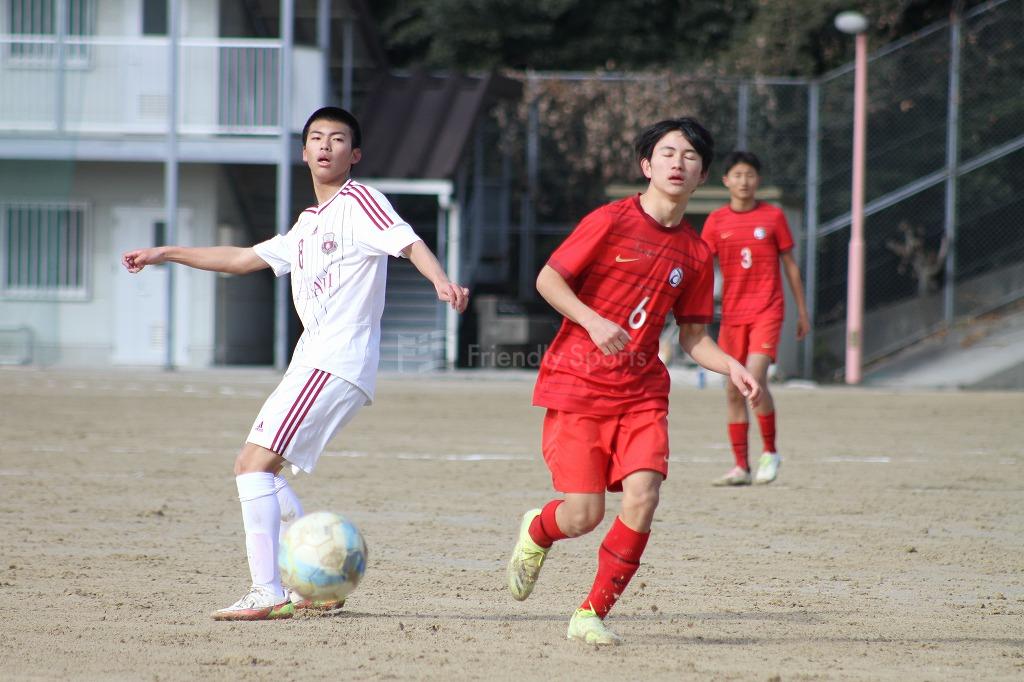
left=757, top=412, right=777, bottom=453
left=728, top=422, right=749, bottom=470
left=528, top=500, right=568, bottom=548
left=582, top=516, right=649, bottom=618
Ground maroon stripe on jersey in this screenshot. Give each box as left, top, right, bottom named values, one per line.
left=277, top=370, right=330, bottom=454
left=272, top=369, right=328, bottom=453
left=346, top=184, right=392, bottom=230
left=349, top=183, right=394, bottom=228
left=313, top=180, right=350, bottom=215
left=341, top=188, right=388, bottom=231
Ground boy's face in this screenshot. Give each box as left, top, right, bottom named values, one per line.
left=722, top=162, right=760, bottom=202
left=640, top=131, right=706, bottom=200
left=302, top=119, right=361, bottom=184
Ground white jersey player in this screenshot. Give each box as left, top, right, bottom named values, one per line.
left=121, top=106, right=469, bottom=621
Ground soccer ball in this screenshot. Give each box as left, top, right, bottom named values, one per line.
left=279, top=511, right=367, bottom=601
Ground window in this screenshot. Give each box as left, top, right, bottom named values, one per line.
left=1, top=202, right=90, bottom=300
left=142, top=0, right=167, bottom=36
left=6, top=0, right=96, bottom=65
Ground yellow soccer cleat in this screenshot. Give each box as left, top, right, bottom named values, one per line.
left=567, top=606, right=622, bottom=646
left=754, top=452, right=781, bottom=484
left=506, top=508, right=549, bottom=601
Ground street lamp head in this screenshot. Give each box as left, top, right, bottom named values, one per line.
left=835, top=10, right=868, bottom=34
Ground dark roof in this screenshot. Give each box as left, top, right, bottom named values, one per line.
left=355, top=70, right=521, bottom=180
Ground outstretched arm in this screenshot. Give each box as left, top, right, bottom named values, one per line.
left=402, top=240, right=469, bottom=313
left=536, top=264, right=630, bottom=356
left=780, top=251, right=810, bottom=340
left=122, top=245, right=269, bottom=275
left=678, top=323, right=762, bottom=407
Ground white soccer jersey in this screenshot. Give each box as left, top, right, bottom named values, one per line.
left=253, top=179, right=420, bottom=400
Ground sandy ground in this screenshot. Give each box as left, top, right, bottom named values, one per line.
left=0, top=366, right=1022, bottom=681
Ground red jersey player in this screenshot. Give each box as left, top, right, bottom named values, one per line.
left=701, top=151, right=810, bottom=486
left=506, top=118, right=761, bottom=645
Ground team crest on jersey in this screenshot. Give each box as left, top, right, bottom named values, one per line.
left=754, top=227, right=767, bottom=239
left=321, top=233, right=338, bottom=254
left=668, top=267, right=684, bottom=288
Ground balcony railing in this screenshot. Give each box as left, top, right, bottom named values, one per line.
left=0, top=36, right=321, bottom=136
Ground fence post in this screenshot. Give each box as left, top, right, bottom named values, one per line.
left=55, top=0, right=67, bottom=133
left=943, top=9, right=961, bottom=326
left=802, top=80, right=820, bottom=380
left=736, top=81, right=750, bottom=150
left=274, top=0, right=294, bottom=370
left=518, top=76, right=539, bottom=301
left=164, top=0, right=180, bottom=371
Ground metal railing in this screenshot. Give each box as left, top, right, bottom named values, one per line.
left=0, top=35, right=290, bottom=135
left=513, top=0, right=1024, bottom=380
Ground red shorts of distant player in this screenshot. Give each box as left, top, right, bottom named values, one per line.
left=718, top=317, right=783, bottom=364
left=541, top=408, right=669, bottom=494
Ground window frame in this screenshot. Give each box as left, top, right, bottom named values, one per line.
left=3, top=0, right=97, bottom=69
left=0, top=200, right=92, bottom=301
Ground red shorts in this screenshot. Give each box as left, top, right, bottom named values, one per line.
left=541, top=408, right=669, bottom=494
left=718, top=318, right=783, bottom=363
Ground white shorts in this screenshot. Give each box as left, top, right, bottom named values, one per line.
left=246, top=364, right=368, bottom=474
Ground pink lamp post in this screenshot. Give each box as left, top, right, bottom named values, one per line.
left=836, top=10, right=869, bottom=384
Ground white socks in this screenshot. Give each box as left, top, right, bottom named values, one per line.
left=235, top=472, right=284, bottom=598
left=274, top=474, right=304, bottom=542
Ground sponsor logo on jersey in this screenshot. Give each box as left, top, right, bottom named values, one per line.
left=322, top=233, right=338, bottom=254
left=615, top=254, right=640, bottom=263
left=668, top=267, right=684, bottom=287
left=754, top=227, right=766, bottom=239
left=720, top=231, right=733, bottom=239
left=255, top=421, right=264, bottom=432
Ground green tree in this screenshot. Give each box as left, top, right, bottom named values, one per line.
left=368, top=0, right=752, bottom=70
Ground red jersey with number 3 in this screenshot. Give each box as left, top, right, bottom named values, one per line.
left=533, top=195, right=714, bottom=416
left=701, top=202, right=794, bottom=324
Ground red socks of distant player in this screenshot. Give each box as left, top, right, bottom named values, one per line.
left=582, top=516, right=649, bottom=618
left=757, top=412, right=777, bottom=453
left=728, top=422, right=749, bottom=470
left=528, top=499, right=568, bottom=548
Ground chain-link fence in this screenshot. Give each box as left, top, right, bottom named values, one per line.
left=508, top=0, right=1024, bottom=381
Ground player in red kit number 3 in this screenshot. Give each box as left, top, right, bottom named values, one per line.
left=701, top=151, right=810, bottom=486
left=507, top=118, right=762, bottom=645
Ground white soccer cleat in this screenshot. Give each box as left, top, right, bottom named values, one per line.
left=755, top=452, right=781, bottom=484
left=712, top=465, right=752, bottom=486
left=211, top=585, right=294, bottom=621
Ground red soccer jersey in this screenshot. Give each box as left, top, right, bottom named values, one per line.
left=701, top=201, right=794, bottom=324
left=533, top=195, right=714, bottom=416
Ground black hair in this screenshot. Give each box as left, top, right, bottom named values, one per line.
left=723, top=150, right=761, bottom=173
left=634, top=117, right=715, bottom=174
left=301, top=106, right=362, bottom=148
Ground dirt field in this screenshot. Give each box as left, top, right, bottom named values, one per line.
left=1, top=367, right=1021, bottom=680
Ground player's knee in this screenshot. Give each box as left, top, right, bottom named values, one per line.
left=233, top=444, right=279, bottom=475
left=725, top=382, right=746, bottom=404
left=623, top=486, right=660, bottom=517
left=560, top=505, right=604, bottom=537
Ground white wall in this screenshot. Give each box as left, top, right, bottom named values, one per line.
left=0, top=160, right=220, bottom=367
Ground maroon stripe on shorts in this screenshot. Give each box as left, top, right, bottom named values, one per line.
left=277, top=371, right=330, bottom=454
left=272, top=369, right=329, bottom=453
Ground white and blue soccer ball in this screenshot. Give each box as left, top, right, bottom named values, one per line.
left=279, top=511, right=367, bottom=601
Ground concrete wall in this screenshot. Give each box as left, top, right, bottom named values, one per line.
left=817, top=259, right=1024, bottom=380
left=0, top=160, right=220, bottom=367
